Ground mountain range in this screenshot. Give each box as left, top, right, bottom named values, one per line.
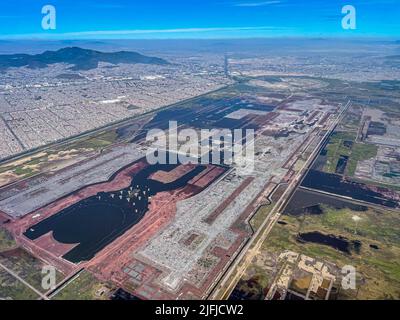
left=0, top=47, right=168, bottom=71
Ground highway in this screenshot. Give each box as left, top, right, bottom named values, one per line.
left=0, top=85, right=231, bottom=166
left=46, top=268, right=85, bottom=299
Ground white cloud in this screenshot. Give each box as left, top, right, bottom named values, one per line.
left=234, top=1, right=282, bottom=7
left=0, top=26, right=289, bottom=39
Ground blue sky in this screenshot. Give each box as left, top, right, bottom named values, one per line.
left=0, top=0, right=399, bottom=39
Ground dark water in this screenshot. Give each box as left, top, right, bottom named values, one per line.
left=352, top=240, right=362, bottom=254
left=284, top=188, right=368, bottom=216
left=228, top=277, right=265, bottom=300
left=111, top=288, right=141, bottom=300
left=285, top=292, right=305, bottom=300
left=298, top=232, right=362, bottom=255
left=343, top=140, right=353, bottom=148
left=310, top=132, right=332, bottom=171
left=312, top=153, right=327, bottom=171
left=367, top=121, right=386, bottom=136
left=131, top=97, right=274, bottom=142
left=24, top=158, right=218, bottom=263
left=301, top=170, right=399, bottom=208
left=335, top=155, right=349, bottom=175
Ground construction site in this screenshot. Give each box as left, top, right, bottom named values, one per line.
left=0, top=78, right=342, bottom=299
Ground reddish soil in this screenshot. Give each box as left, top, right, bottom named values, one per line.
left=252, top=112, right=279, bottom=126
left=112, top=179, right=276, bottom=300
left=276, top=104, right=303, bottom=113
left=100, top=174, right=273, bottom=300
left=0, top=210, right=10, bottom=224
left=17, top=235, right=77, bottom=275
left=33, top=231, right=78, bottom=258
left=307, top=111, right=320, bottom=123
left=189, top=166, right=226, bottom=188
left=3, top=156, right=279, bottom=300
left=6, top=159, right=148, bottom=236
left=204, top=177, right=254, bottom=225
left=319, top=113, right=331, bottom=126
left=282, top=128, right=316, bottom=169
left=153, top=179, right=275, bottom=300
left=86, top=164, right=227, bottom=287
left=183, top=233, right=200, bottom=246
left=4, top=160, right=228, bottom=298
left=4, top=159, right=149, bottom=276
left=87, top=190, right=181, bottom=282
left=150, top=164, right=197, bottom=183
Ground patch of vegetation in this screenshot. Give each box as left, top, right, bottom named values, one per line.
left=337, top=106, right=363, bottom=131
left=323, top=131, right=378, bottom=176
left=0, top=155, right=48, bottom=182
left=53, top=270, right=110, bottom=300
left=198, top=258, right=215, bottom=268
left=0, top=130, right=120, bottom=185
left=346, top=143, right=378, bottom=176
left=0, top=268, right=39, bottom=300
left=72, top=131, right=118, bottom=150
left=350, top=176, right=400, bottom=192
left=230, top=275, right=267, bottom=300
left=324, top=132, right=357, bottom=173
left=25, top=156, right=47, bottom=167
left=0, top=227, right=17, bottom=252
left=258, top=205, right=400, bottom=299
left=0, top=165, right=13, bottom=174
left=13, top=166, right=35, bottom=177
left=250, top=203, right=275, bottom=231
left=0, top=248, right=63, bottom=293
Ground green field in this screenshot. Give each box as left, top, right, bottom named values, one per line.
left=250, top=203, right=275, bottom=231
left=0, top=268, right=39, bottom=300
left=346, top=143, right=378, bottom=176
left=71, top=130, right=118, bottom=150
left=53, top=270, right=112, bottom=300
left=0, top=227, right=17, bottom=252
left=0, top=248, right=63, bottom=294
left=257, top=205, right=400, bottom=299
left=324, top=131, right=378, bottom=176
left=0, top=129, right=119, bottom=183
left=324, top=132, right=356, bottom=173
left=337, top=106, right=362, bottom=132
left=0, top=234, right=51, bottom=300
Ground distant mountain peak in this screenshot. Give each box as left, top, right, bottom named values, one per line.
left=0, top=47, right=168, bottom=71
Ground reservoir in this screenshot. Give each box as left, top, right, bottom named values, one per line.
left=301, top=170, right=399, bottom=209
left=24, top=160, right=210, bottom=263
left=297, top=232, right=362, bottom=255
left=284, top=188, right=368, bottom=216
left=297, top=232, right=351, bottom=254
